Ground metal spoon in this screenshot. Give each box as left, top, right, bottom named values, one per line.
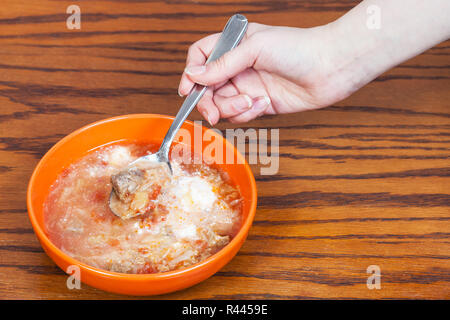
left=109, top=14, right=248, bottom=219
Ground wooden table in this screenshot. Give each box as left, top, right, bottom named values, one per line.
left=0, top=0, right=449, bottom=300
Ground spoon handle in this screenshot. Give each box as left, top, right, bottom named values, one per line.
left=158, top=14, right=248, bottom=161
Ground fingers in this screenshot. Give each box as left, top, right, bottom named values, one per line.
left=198, top=92, right=270, bottom=125
left=215, top=82, right=239, bottom=97
left=228, top=96, right=271, bottom=123
left=178, top=22, right=268, bottom=96
left=184, top=38, right=258, bottom=87
left=196, top=81, right=270, bottom=125
left=213, top=94, right=253, bottom=118
left=196, top=69, right=272, bottom=125
left=223, top=69, right=272, bottom=122
left=196, top=87, right=220, bottom=126
left=178, top=33, right=221, bottom=96
left=178, top=28, right=269, bottom=125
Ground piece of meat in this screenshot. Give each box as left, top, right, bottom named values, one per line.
left=110, top=161, right=171, bottom=220
left=111, top=167, right=145, bottom=203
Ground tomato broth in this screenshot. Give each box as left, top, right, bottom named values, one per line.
left=43, top=143, right=242, bottom=274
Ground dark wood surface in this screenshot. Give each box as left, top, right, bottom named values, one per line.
left=0, top=0, right=449, bottom=299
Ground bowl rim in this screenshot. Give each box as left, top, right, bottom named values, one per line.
left=27, top=113, right=257, bottom=280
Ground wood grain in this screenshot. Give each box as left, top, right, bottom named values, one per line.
left=0, top=0, right=449, bottom=299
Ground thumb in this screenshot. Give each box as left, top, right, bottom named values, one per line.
left=184, top=40, right=257, bottom=86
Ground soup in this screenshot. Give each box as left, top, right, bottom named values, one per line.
left=43, top=142, right=242, bottom=274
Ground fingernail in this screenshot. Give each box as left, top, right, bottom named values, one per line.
left=205, top=111, right=213, bottom=126
left=253, top=96, right=271, bottom=111
left=178, top=88, right=184, bottom=97
left=232, top=95, right=253, bottom=112
left=185, top=65, right=206, bottom=76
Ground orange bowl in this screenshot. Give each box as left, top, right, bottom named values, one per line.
left=27, top=114, right=257, bottom=295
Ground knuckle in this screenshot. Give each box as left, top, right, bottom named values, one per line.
left=197, top=94, right=214, bottom=112
left=187, top=44, right=195, bottom=56
left=214, top=99, right=231, bottom=118
left=213, top=56, right=228, bottom=72
left=196, top=99, right=207, bottom=112
left=186, top=43, right=199, bottom=62
left=188, top=41, right=199, bottom=53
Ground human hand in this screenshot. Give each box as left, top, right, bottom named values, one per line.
left=178, top=0, right=450, bottom=125
left=178, top=22, right=363, bottom=125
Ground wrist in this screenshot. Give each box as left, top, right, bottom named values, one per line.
left=323, top=0, right=450, bottom=97
left=325, top=16, right=388, bottom=95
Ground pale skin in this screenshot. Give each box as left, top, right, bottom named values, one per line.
left=178, top=0, right=450, bottom=125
